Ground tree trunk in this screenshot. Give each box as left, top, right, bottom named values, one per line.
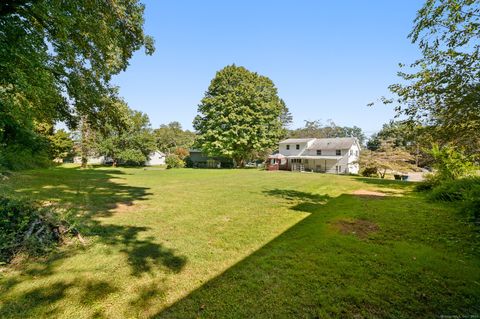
left=234, top=157, right=245, bottom=168
left=81, top=156, right=87, bottom=168
left=80, top=116, right=89, bottom=168
left=380, top=168, right=386, bottom=179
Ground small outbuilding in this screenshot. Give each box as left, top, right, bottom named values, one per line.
left=145, top=151, right=166, bottom=166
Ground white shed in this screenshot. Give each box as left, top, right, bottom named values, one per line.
left=145, top=151, right=166, bottom=166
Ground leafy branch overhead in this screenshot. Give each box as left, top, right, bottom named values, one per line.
left=385, top=0, right=480, bottom=153
left=0, top=0, right=154, bottom=169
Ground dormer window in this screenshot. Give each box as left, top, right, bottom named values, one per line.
left=286, top=145, right=290, bottom=150
left=336, top=150, right=341, bottom=156
left=316, top=150, right=322, bottom=155
left=296, top=144, right=300, bottom=150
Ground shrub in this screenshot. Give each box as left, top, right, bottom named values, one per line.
left=173, top=147, right=189, bottom=160
left=429, top=144, right=476, bottom=180
left=414, top=173, right=440, bottom=191
left=424, top=177, right=480, bottom=224
left=0, top=145, right=51, bottom=171
left=0, top=196, right=77, bottom=264
left=429, top=178, right=480, bottom=202
left=464, top=185, right=480, bottom=224
left=165, top=154, right=185, bottom=169
left=361, top=166, right=378, bottom=177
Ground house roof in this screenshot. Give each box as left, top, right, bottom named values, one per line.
left=268, top=153, right=286, bottom=159
left=279, top=138, right=315, bottom=144
left=307, top=137, right=358, bottom=150
left=152, top=151, right=166, bottom=156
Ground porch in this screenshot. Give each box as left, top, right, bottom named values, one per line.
left=286, top=156, right=344, bottom=174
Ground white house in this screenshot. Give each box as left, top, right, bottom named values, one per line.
left=72, top=151, right=166, bottom=166
left=72, top=155, right=106, bottom=165
left=273, top=137, right=361, bottom=174
left=145, top=151, right=166, bottom=166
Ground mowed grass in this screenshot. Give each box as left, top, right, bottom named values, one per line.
left=0, top=166, right=479, bottom=318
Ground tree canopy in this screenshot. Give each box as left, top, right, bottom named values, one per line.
left=154, top=122, right=196, bottom=155
left=385, top=0, right=480, bottom=153
left=193, top=65, right=289, bottom=167
left=49, top=129, right=74, bottom=160
left=289, top=120, right=366, bottom=145
left=0, top=0, right=154, bottom=169
left=97, top=105, right=156, bottom=166
left=360, top=139, right=416, bottom=178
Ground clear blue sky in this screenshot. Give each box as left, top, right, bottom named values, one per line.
left=112, top=0, right=423, bottom=136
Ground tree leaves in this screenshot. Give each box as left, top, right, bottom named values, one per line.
left=1, top=0, right=153, bottom=167
left=388, top=0, right=480, bottom=154
left=194, top=65, right=288, bottom=166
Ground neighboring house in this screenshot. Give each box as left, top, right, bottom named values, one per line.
left=269, top=137, right=361, bottom=174
left=187, top=149, right=234, bottom=168
left=73, top=155, right=106, bottom=165
left=145, top=151, right=166, bottom=166
left=72, top=151, right=166, bottom=166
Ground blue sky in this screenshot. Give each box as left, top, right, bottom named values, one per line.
left=113, top=0, right=423, bottom=136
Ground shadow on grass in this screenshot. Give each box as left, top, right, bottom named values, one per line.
left=0, top=166, right=186, bottom=317
left=0, top=278, right=118, bottom=318
left=354, top=176, right=413, bottom=189
left=156, top=190, right=479, bottom=318
left=263, top=189, right=330, bottom=212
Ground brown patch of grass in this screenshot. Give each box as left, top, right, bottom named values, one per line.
left=113, top=202, right=137, bottom=213
left=332, top=218, right=379, bottom=239
left=352, top=189, right=386, bottom=197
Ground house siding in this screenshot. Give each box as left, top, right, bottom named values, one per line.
left=276, top=138, right=361, bottom=174
left=145, top=151, right=166, bottom=166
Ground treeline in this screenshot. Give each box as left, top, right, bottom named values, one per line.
left=287, top=120, right=366, bottom=145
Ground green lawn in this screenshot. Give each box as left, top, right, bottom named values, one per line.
left=0, top=166, right=479, bottom=318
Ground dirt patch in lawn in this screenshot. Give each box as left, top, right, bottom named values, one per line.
left=332, top=218, right=379, bottom=239
left=352, top=189, right=386, bottom=199
left=111, top=202, right=137, bottom=213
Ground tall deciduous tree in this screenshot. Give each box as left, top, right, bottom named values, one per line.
left=360, top=139, right=416, bottom=178
left=49, top=129, right=74, bottom=160
left=385, top=0, right=480, bottom=153
left=98, top=105, right=156, bottom=166
left=154, top=122, right=196, bottom=154
left=0, top=0, right=154, bottom=168
left=193, top=65, right=289, bottom=167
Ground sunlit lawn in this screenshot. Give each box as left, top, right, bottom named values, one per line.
left=0, top=166, right=479, bottom=318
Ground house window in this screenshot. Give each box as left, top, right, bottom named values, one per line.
left=296, top=144, right=300, bottom=150
left=350, top=150, right=353, bottom=155
left=291, top=158, right=301, bottom=163
left=304, top=159, right=309, bottom=164
left=316, top=150, right=322, bottom=155
left=355, top=150, right=359, bottom=156
left=286, top=145, right=290, bottom=150
left=336, top=150, right=341, bottom=156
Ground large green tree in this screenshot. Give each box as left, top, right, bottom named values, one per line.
left=385, top=0, right=480, bottom=153
left=154, top=122, right=196, bottom=154
left=193, top=65, right=289, bottom=167
left=49, top=129, right=74, bottom=160
left=0, top=0, right=154, bottom=168
left=98, top=105, right=156, bottom=166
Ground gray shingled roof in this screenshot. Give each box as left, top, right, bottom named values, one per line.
left=307, top=137, right=358, bottom=150
left=279, top=138, right=315, bottom=144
